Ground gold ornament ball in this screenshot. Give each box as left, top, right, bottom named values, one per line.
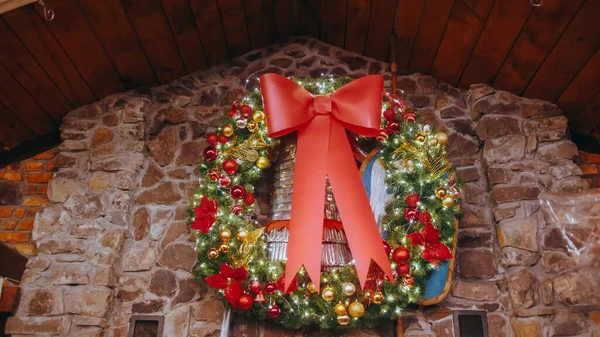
left=348, top=301, right=365, bottom=318
left=435, top=187, right=447, bottom=199
left=435, top=132, right=449, bottom=145
left=237, top=229, right=249, bottom=241
left=256, top=157, right=270, bottom=169
left=334, top=302, right=347, bottom=316
left=372, top=292, right=383, bottom=304
left=321, top=287, right=335, bottom=302
left=222, top=125, right=234, bottom=137
left=422, top=123, right=432, bottom=135
left=442, top=196, right=455, bottom=208
left=428, top=138, right=438, bottom=147
left=363, top=290, right=373, bottom=301
left=416, top=133, right=426, bottom=143
left=219, top=243, right=229, bottom=252
left=307, top=282, right=318, bottom=294
left=219, top=229, right=232, bottom=240
left=342, top=282, right=356, bottom=297
left=252, top=110, right=265, bottom=122
left=207, top=248, right=219, bottom=259
left=247, top=120, right=258, bottom=132
left=337, top=314, right=351, bottom=326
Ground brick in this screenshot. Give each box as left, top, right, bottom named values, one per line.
left=46, top=160, right=56, bottom=171
left=14, top=243, right=36, bottom=255
left=24, top=207, right=41, bottom=218
left=23, top=196, right=49, bottom=207
left=37, top=185, right=48, bottom=194
left=22, top=161, right=44, bottom=171
left=13, top=208, right=25, bottom=218
left=34, top=150, right=56, bottom=159
left=25, top=173, right=53, bottom=183
left=0, top=172, right=23, bottom=181
left=593, top=178, right=600, bottom=188
left=1, top=220, right=18, bottom=230
left=17, top=219, right=35, bottom=230
left=0, top=207, right=13, bottom=218
left=579, top=151, right=600, bottom=163
left=579, top=164, right=599, bottom=175
left=0, top=232, right=31, bottom=242
left=25, top=185, right=37, bottom=195
left=4, top=163, right=20, bottom=170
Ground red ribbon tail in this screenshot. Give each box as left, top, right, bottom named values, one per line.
left=284, top=116, right=331, bottom=293
left=326, top=119, right=394, bottom=287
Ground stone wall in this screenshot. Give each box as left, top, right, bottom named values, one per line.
left=0, top=148, right=57, bottom=256
left=5, top=37, right=600, bottom=337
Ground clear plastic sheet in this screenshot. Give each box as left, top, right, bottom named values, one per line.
left=539, top=189, right=600, bottom=269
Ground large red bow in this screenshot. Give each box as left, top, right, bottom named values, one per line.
left=260, top=74, right=394, bottom=291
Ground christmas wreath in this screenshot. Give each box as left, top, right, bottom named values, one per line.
left=190, top=75, right=460, bottom=329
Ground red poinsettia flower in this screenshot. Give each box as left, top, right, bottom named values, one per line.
left=407, top=223, right=452, bottom=265
left=276, top=274, right=298, bottom=294
left=191, top=196, right=218, bottom=234
left=404, top=208, right=419, bottom=221
left=418, top=211, right=432, bottom=225
left=405, top=194, right=420, bottom=208
left=205, top=264, right=249, bottom=308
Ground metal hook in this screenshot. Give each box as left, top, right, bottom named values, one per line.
left=530, top=0, right=543, bottom=7
left=37, top=0, right=54, bottom=21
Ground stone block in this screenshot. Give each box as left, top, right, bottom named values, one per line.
left=161, top=221, right=188, bottom=248
left=498, top=216, right=538, bottom=251
left=157, top=243, right=196, bottom=271
left=540, top=279, right=553, bottom=305
left=93, top=266, right=116, bottom=286
left=541, top=251, right=576, bottom=273
left=149, top=269, right=178, bottom=297
left=21, top=288, right=64, bottom=316
left=122, top=241, right=157, bottom=271
left=487, top=314, right=509, bottom=337
left=164, top=305, right=191, bottom=337
left=189, top=321, right=221, bottom=337
left=117, top=276, right=146, bottom=302
left=116, top=170, right=137, bottom=190
left=49, top=178, right=86, bottom=204
left=511, top=318, right=542, bottom=337
left=476, top=115, right=521, bottom=140
left=177, top=141, right=208, bottom=166
left=537, top=141, right=578, bottom=162
left=5, top=316, right=62, bottom=335
left=551, top=311, right=587, bottom=336
left=553, top=269, right=600, bottom=306
left=508, top=269, right=536, bottom=309
left=48, top=263, right=91, bottom=285
left=91, top=127, right=113, bottom=147
left=64, top=286, right=111, bottom=317
left=491, top=185, right=539, bottom=204
left=89, top=172, right=113, bottom=191
left=446, top=133, right=479, bottom=160
left=135, top=182, right=182, bottom=205
left=459, top=204, right=491, bottom=228
left=132, top=299, right=164, bottom=313
left=70, top=222, right=105, bottom=239
left=455, top=166, right=480, bottom=182
left=150, top=208, right=174, bottom=240
left=483, top=135, right=525, bottom=164
left=521, top=101, right=562, bottom=118
left=457, top=249, right=497, bottom=279
left=133, top=207, right=149, bottom=241
left=193, top=297, right=225, bottom=322
left=500, top=247, right=539, bottom=267
left=38, top=238, right=86, bottom=255
left=91, top=153, right=144, bottom=172
left=64, top=193, right=107, bottom=219
left=457, top=230, right=493, bottom=249
left=523, top=116, right=568, bottom=134
left=148, top=126, right=178, bottom=166
left=451, top=280, right=500, bottom=301
left=173, top=277, right=206, bottom=306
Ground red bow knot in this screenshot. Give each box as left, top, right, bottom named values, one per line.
left=259, top=74, right=394, bottom=291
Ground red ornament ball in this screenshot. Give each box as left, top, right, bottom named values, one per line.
left=396, top=263, right=410, bottom=276
left=219, top=176, right=231, bottom=187
left=228, top=109, right=238, bottom=118
left=231, top=204, right=243, bottom=215
left=264, top=281, right=277, bottom=295
left=207, top=133, right=219, bottom=145
left=230, top=185, right=246, bottom=200
left=383, top=240, right=391, bottom=255
left=240, top=104, right=253, bottom=117
left=418, top=211, right=432, bottom=225
left=249, top=280, right=262, bottom=294
left=237, top=294, right=254, bottom=310
left=219, top=134, right=229, bottom=144
left=268, top=305, right=281, bottom=319
left=403, top=112, right=416, bottom=123
left=405, top=194, right=420, bottom=207
left=383, top=107, right=396, bottom=121
left=392, top=247, right=410, bottom=264
left=203, top=146, right=218, bottom=161
left=404, top=208, right=419, bottom=221
left=222, top=158, right=239, bottom=175
left=243, top=193, right=255, bottom=206
left=386, top=121, right=400, bottom=134
left=232, top=100, right=240, bottom=109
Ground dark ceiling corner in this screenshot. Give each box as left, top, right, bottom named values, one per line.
left=0, top=130, right=61, bottom=169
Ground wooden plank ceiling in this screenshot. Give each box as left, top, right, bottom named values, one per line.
left=1, top=0, right=599, bottom=154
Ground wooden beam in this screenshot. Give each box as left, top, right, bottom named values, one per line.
left=523, top=0, right=600, bottom=102
left=364, top=0, right=398, bottom=60
left=78, top=0, right=158, bottom=89
left=557, top=50, right=600, bottom=120
left=243, top=0, right=274, bottom=49
left=0, top=0, right=35, bottom=15
left=0, top=100, right=35, bottom=149
left=297, top=0, right=320, bottom=38
left=344, top=0, right=371, bottom=55
left=273, top=0, right=295, bottom=41
left=320, top=0, right=347, bottom=48
left=393, top=0, right=425, bottom=69
left=459, top=0, right=532, bottom=87
left=189, top=0, right=229, bottom=66
left=430, top=0, right=495, bottom=86
left=0, top=286, right=20, bottom=313
left=218, top=0, right=251, bottom=57
left=0, top=129, right=60, bottom=168
left=0, top=243, right=28, bottom=281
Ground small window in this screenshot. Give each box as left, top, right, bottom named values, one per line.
left=453, top=310, right=489, bottom=337
left=129, top=315, right=164, bottom=337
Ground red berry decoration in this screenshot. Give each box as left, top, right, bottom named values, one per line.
left=232, top=100, right=240, bottom=109
left=240, top=104, right=253, bottom=117
left=396, top=263, right=410, bottom=276
left=222, top=158, right=239, bottom=175
left=383, top=240, right=391, bottom=255
left=418, top=211, right=432, bottom=225
left=383, top=107, right=396, bottom=121
left=268, top=305, right=281, bottom=319
left=237, top=294, right=254, bottom=310
left=230, top=185, right=246, bottom=200
left=386, top=121, right=400, bottom=134
left=405, top=194, right=420, bottom=207
left=404, top=208, right=419, bottom=221
left=249, top=280, right=262, bottom=294
left=231, top=204, right=243, bottom=215
left=207, top=133, right=219, bottom=146
left=243, top=193, right=255, bottom=206
left=228, top=109, right=238, bottom=117
left=403, top=112, right=416, bottom=123
left=219, top=176, right=231, bottom=187
left=219, top=134, right=229, bottom=144
left=392, top=247, right=410, bottom=264
left=264, top=281, right=277, bottom=295
left=203, top=146, right=218, bottom=161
